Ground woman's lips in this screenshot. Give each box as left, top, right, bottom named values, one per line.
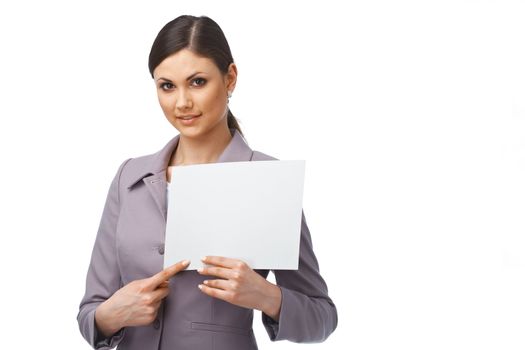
left=176, top=114, right=201, bottom=125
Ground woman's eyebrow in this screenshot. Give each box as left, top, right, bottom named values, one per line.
left=156, top=72, right=206, bottom=83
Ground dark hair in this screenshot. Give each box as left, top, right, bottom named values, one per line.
left=148, top=15, right=243, bottom=137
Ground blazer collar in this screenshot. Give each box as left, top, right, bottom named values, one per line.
left=126, top=128, right=253, bottom=190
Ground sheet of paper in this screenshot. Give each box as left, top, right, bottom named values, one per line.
left=164, top=160, right=305, bottom=270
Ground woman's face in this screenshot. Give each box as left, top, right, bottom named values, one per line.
left=153, top=49, right=237, bottom=139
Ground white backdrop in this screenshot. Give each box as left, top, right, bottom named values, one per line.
left=0, top=1, right=524, bottom=349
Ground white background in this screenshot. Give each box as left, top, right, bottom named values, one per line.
left=0, top=0, right=524, bottom=349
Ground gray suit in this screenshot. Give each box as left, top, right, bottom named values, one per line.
left=77, top=128, right=338, bottom=349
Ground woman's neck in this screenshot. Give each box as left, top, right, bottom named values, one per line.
left=170, top=126, right=233, bottom=166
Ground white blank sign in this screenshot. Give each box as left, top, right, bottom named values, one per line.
left=164, top=160, right=305, bottom=270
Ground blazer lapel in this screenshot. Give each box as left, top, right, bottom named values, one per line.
left=127, top=128, right=254, bottom=221
left=216, top=130, right=254, bottom=163
left=143, top=171, right=169, bottom=221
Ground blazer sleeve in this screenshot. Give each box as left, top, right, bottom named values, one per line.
left=77, top=158, right=132, bottom=350
left=261, top=210, right=338, bottom=343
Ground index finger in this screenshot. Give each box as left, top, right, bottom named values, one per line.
left=146, top=259, right=190, bottom=290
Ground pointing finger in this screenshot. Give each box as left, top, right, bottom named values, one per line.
left=146, top=260, right=190, bottom=290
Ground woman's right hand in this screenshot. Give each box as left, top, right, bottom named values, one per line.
left=94, top=259, right=190, bottom=337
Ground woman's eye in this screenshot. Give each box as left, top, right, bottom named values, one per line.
left=160, top=82, right=174, bottom=91
left=192, top=78, right=206, bottom=86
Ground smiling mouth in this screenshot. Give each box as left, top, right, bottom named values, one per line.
left=177, top=114, right=201, bottom=120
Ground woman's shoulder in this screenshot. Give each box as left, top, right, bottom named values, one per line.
left=113, top=150, right=164, bottom=191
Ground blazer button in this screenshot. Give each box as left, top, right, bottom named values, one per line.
left=158, top=244, right=165, bottom=255
left=153, top=318, right=161, bottom=330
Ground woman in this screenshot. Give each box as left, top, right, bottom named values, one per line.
left=77, top=15, right=337, bottom=350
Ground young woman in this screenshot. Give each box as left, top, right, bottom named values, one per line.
left=77, top=15, right=337, bottom=350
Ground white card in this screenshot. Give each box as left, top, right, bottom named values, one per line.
left=164, top=160, right=305, bottom=270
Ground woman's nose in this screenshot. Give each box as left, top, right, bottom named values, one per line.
left=176, top=89, right=193, bottom=110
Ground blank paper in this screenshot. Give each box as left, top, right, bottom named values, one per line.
left=163, top=160, right=305, bottom=270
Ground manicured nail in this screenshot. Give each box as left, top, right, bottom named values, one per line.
left=201, top=256, right=207, bottom=262
left=203, top=280, right=208, bottom=285
left=197, top=268, right=203, bottom=273
left=198, top=284, right=203, bottom=289
left=182, top=260, right=190, bottom=265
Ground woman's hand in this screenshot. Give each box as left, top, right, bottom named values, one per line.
left=94, top=259, right=190, bottom=337
left=197, top=256, right=282, bottom=321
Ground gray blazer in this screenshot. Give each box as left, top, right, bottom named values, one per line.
left=77, top=128, right=337, bottom=350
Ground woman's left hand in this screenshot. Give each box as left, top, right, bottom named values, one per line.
left=197, top=256, right=282, bottom=321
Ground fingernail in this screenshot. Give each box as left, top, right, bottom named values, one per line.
left=182, top=260, right=190, bottom=265
left=197, top=268, right=203, bottom=273
left=203, top=280, right=208, bottom=285
left=201, top=256, right=207, bottom=262
left=198, top=284, right=203, bottom=289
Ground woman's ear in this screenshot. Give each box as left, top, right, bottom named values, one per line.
left=225, top=63, right=238, bottom=92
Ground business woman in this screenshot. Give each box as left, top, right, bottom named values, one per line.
left=77, top=15, right=337, bottom=350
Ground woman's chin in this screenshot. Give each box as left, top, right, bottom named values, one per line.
left=176, top=125, right=205, bottom=138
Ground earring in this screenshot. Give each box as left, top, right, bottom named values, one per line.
left=227, top=91, right=232, bottom=99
